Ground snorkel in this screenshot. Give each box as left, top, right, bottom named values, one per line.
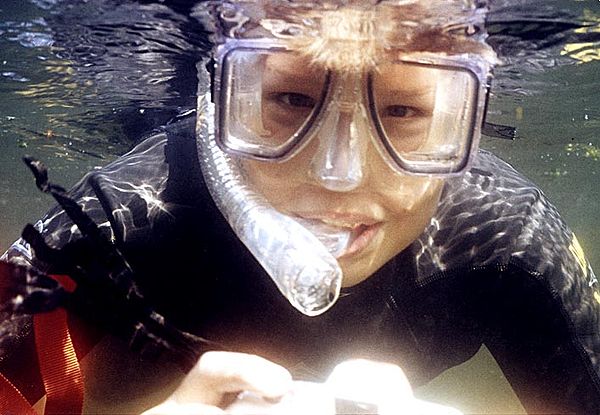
left=194, top=0, right=496, bottom=317
left=196, top=71, right=348, bottom=316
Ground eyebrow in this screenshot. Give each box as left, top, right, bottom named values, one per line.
left=376, top=84, right=436, bottom=99
left=263, top=71, right=328, bottom=95
left=385, top=86, right=435, bottom=95
left=266, top=64, right=321, bottom=84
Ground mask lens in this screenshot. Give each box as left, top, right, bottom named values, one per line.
left=221, top=48, right=327, bottom=159
left=371, top=62, right=479, bottom=174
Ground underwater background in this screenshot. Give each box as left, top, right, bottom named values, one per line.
left=0, top=0, right=599, bottom=413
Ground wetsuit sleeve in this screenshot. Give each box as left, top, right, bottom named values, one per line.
left=2, top=128, right=170, bottom=268
left=482, top=187, right=600, bottom=413
left=0, top=128, right=171, bottom=404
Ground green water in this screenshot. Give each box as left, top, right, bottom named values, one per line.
left=486, top=60, right=600, bottom=271
left=0, top=1, right=599, bottom=413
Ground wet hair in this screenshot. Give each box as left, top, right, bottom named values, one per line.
left=194, top=0, right=497, bottom=71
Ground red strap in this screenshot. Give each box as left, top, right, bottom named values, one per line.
left=0, top=372, right=38, bottom=415
left=33, top=274, right=84, bottom=415
left=0, top=273, right=87, bottom=415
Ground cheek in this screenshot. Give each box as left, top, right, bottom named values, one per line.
left=380, top=177, right=443, bottom=247
left=379, top=174, right=444, bottom=215
left=240, top=137, right=321, bottom=202
left=241, top=159, right=302, bottom=205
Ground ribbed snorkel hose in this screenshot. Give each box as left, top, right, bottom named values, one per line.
left=195, top=64, right=343, bottom=316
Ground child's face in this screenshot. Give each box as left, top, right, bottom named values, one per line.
left=240, top=54, right=445, bottom=287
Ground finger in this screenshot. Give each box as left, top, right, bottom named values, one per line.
left=174, top=351, right=293, bottom=406
left=196, top=352, right=293, bottom=397
left=141, top=400, right=226, bottom=415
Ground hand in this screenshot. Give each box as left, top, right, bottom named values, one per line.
left=228, top=359, right=462, bottom=415
left=141, top=351, right=293, bottom=415
left=327, top=359, right=462, bottom=415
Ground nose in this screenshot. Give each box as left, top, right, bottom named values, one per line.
left=309, top=100, right=369, bottom=192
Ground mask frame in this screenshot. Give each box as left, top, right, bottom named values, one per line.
left=211, top=38, right=496, bottom=177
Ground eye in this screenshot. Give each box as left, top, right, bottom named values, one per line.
left=382, top=105, right=419, bottom=118
left=274, top=92, right=316, bottom=109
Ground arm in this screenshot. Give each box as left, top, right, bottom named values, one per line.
left=0, top=121, right=203, bottom=408
left=483, top=189, right=600, bottom=413
left=143, top=351, right=293, bottom=415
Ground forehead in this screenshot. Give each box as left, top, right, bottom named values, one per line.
left=263, top=52, right=439, bottom=87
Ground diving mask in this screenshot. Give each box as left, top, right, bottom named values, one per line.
left=214, top=39, right=491, bottom=177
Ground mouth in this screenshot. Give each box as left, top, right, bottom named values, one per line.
left=341, top=222, right=383, bottom=258
left=293, top=213, right=383, bottom=259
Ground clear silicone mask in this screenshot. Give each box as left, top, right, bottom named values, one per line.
left=216, top=41, right=489, bottom=177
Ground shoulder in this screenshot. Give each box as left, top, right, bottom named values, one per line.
left=2, top=113, right=199, bottom=267
left=0, top=113, right=205, bottom=361
left=413, top=149, right=581, bottom=281
left=93, top=112, right=196, bottom=194
left=411, top=150, right=599, bottom=338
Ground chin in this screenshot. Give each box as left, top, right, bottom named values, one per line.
left=338, top=254, right=386, bottom=287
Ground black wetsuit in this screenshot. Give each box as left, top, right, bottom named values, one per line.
left=2, top=115, right=600, bottom=413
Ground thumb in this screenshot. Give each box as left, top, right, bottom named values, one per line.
left=174, top=351, right=293, bottom=406
left=142, top=401, right=226, bottom=415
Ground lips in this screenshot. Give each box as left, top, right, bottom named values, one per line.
left=293, top=212, right=383, bottom=258
left=342, top=222, right=383, bottom=257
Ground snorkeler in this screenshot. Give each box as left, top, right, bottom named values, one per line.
left=1, top=0, right=600, bottom=414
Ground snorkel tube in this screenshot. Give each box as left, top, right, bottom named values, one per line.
left=196, top=62, right=348, bottom=317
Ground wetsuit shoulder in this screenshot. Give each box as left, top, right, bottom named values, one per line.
left=2, top=116, right=196, bottom=266
left=405, top=149, right=600, bottom=412
left=414, top=149, right=543, bottom=277
left=0, top=117, right=198, bottom=401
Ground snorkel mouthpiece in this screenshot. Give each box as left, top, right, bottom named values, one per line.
left=197, top=71, right=345, bottom=316
left=294, top=218, right=351, bottom=258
